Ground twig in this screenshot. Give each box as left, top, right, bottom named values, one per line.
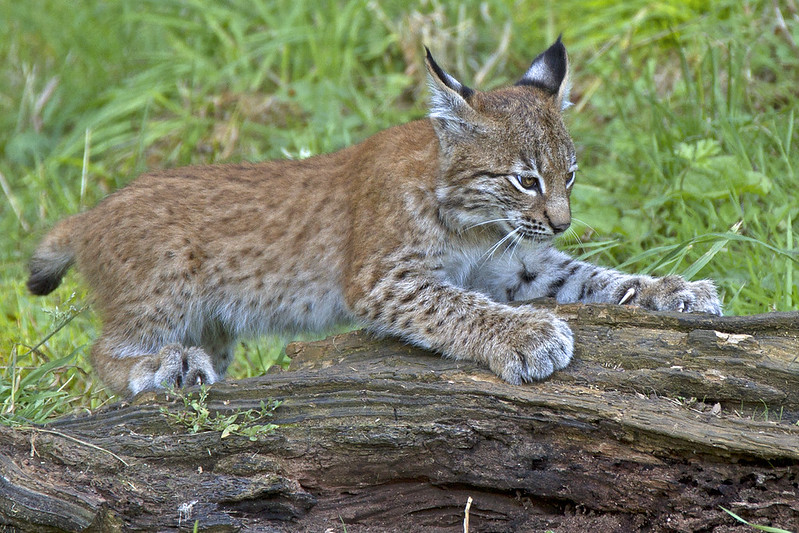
left=23, top=426, right=130, bottom=467
left=463, top=496, right=473, bottom=533
left=21, top=304, right=89, bottom=358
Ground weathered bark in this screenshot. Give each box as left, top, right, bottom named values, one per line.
left=1, top=302, right=798, bottom=532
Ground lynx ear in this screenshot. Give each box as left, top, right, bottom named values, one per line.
left=425, top=47, right=478, bottom=135
left=517, top=36, right=571, bottom=110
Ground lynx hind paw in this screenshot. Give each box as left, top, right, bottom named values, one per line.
left=494, top=313, right=574, bottom=384
left=129, top=344, right=219, bottom=395
left=618, top=276, right=722, bottom=316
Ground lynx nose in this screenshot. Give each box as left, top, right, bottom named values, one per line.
left=551, top=220, right=571, bottom=234
left=546, top=200, right=571, bottom=235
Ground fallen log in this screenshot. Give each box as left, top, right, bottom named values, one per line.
left=1, top=302, right=798, bottom=532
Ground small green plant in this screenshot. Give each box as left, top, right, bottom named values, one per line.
left=720, top=506, right=794, bottom=533
left=161, top=384, right=281, bottom=440
left=760, top=399, right=770, bottom=423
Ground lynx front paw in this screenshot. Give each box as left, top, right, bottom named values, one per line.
left=490, top=312, right=574, bottom=384
left=129, top=344, right=219, bottom=395
left=616, top=276, right=722, bottom=315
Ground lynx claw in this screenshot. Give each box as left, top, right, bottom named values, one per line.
left=178, top=346, right=219, bottom=388
left=129, top=344, right=219, bottom=396
left=618, top=287, right=636, bottom=305
left=671, top=280, right=722, bottom=315
left=616, top=276, right=722, bottom=316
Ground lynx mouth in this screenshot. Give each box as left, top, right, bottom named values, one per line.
left=522, top=231, right=554, bottom=243
left=486, top=219, right=554, bottom=244
left=486, top=222, right=552, bottom=244
left=515, top=224, right=555, bottom=242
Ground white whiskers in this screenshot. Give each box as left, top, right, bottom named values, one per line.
left=463, top=217, right=514, bottom=232
left=480, top=227, right=521, bottom=262
left=505, top=230, right=525, bottom=261
left=563, top=217, right=595, bottom=254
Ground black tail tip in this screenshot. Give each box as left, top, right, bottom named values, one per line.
left=27, top=273, right=61, bottom=296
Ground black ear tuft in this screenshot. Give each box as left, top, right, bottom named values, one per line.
left=425, top=47, right=474, bottom=100
left=517, top=35, right=568, bottom=95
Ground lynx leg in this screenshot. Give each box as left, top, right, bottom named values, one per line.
left=469, top=247, right=722, bottom=315
left=199, top=324, right=236, bottom=378
left=353, top=259, right=574, bottom=384
left=91, top=335, right=218, bottom=396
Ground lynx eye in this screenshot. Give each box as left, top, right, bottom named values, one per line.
left=566, top=171, right=576, bottom=188
left=566, top=165, right=578, bottom=189
left=515, top=174, right=542, bottom=193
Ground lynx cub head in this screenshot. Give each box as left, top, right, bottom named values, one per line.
left=426, top=37, right=577, bottom=243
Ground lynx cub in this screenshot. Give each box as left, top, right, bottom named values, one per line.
left=28, top=38, right=721, bottom=396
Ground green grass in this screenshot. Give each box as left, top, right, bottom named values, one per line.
left=720, top=506, right=795, bottom=533
left=1, top=0, right=797, bottom=422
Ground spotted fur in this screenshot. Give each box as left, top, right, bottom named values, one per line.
left=27, top=38, right=721, bottom=395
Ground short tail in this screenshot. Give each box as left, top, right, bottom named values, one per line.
left=27, top=215, right=81, bottom=296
